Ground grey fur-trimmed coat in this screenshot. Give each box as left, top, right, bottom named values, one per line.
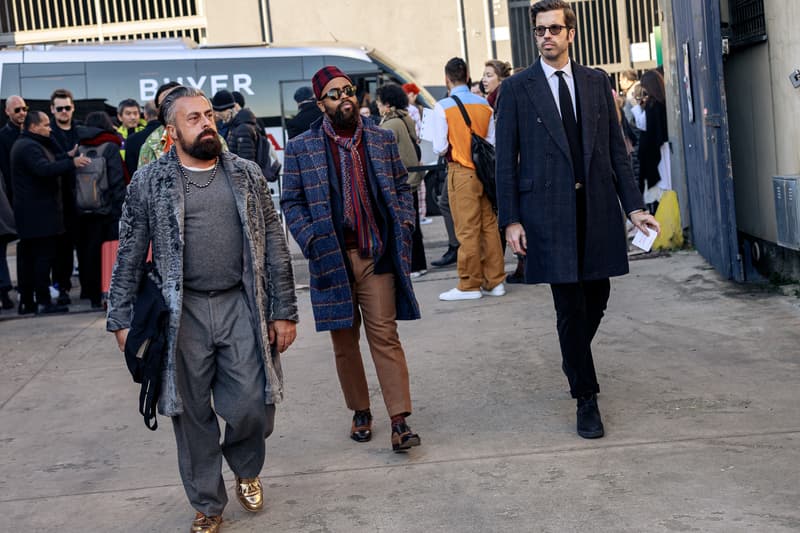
left=107, top=148, right=298, bottom=416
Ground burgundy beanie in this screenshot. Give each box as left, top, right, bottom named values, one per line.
left=312, top=66, right=352, bottom=100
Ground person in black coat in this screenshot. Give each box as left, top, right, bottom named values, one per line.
left=286, top=86, right=322, bottom=139
left=124, top=100, right=160, bottom=176
left=636, top=69, right=669, bottom=212
left=49, top=89, right=84, bottom=303
left=496, top=0, right=659, bottom=439
left=10, top=111, right=90, bottom=314
left=225, top=107, right=259, bottom=162
left=0, top=95, right=28, bottom=203
left=75, top=112, right=127, bottom=308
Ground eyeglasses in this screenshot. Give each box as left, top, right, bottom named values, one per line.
left=13, top=106, right=28, bottom=113
left=533, top=24, right=570, bottom=37
left=321, top=85, right=357, bottom=101
left=55, top=105, right=73, bottom=112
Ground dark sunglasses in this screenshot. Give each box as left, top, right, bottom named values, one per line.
left=55, top=105, right=73, bottom=112
left=321, top=85, right=357, bottom=101
left=533, top=24, right=570, bottom=37
left=13, top=106, right=29, bottom=113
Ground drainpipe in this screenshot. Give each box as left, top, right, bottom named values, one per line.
left=259, top=0, right=273, bottom=44
left=483, top=0, right=496, bottom=59
left=457, top=0, right=469, bottom=64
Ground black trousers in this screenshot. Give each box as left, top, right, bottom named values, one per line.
left=411, top=192, right=427, bottom=272
left=18, top=236, right=58, bottom=307
left=53, top=225, right=75, bottom=292
left=549, top=187, right=610, bottom=398
left=75, top=214, right=111, bottom=303
left=550, top=279, right=610, bottom=398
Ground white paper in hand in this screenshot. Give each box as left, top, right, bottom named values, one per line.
left=632, top=228, right=657, bottom=252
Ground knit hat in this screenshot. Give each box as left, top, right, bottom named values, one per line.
left=232, top=91, right=246, bottom=108
left=211, top=90, right=235, bottom=111
left=312, top=66, right=352, bottom=100
left=293, top=86, right=314, bottom=103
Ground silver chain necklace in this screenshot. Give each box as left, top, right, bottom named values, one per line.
left=178, top=158, right=219, bottom=194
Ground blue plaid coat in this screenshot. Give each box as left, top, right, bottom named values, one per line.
left=281, top=119, right=420, bottom=331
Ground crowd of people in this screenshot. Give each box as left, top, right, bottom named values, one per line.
left=0, top=84, right=285, bottom=316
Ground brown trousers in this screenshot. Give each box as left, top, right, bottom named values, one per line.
left=329, top=250, right=412, bottom=417
left=447, top=162, right=506, bottom=291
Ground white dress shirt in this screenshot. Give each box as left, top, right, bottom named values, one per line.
left=540, top=59, right=577, bottom=119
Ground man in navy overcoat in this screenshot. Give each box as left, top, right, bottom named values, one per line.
left=495, top=0, right=660, bottom=438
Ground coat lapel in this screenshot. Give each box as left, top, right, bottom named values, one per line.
left=573, top=63, right=599, bottom=180
left=524, top=60, right=571, bottom=161
left=220, top=152, right=250, bottom=232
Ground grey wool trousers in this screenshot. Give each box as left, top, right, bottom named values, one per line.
left=172, top=285, right=275, bottom=516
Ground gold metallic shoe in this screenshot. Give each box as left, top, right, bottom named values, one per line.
left=235, top=476, right=263, bottom=513
left=191, top=512, right=222, bottom=533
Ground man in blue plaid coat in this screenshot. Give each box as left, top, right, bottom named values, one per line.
left=281, top=66, right=422, bottom=453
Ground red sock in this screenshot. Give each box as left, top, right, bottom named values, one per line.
left=390, top=415, right=405, bottom=426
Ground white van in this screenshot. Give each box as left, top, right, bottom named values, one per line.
left=0, top=39, right=434, bottom=150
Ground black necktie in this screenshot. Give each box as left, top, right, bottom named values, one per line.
left=555, top=71, right=584, bottom=184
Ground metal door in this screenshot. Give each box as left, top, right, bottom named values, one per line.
left=672, top=0, right=742, bottom=280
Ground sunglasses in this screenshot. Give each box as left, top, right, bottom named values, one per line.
left=533, top=24, right=570, bottom=37
left=55, top=105, right=73, bottom=112
left=12, top=106, right=29, bottom=113
left=321, top=85, right=357, bottom=101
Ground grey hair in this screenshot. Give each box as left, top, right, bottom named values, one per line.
left=159, top=86, right=209, bottom=126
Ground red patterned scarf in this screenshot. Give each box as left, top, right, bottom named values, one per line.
left=322, top=116, right=383, bottom=259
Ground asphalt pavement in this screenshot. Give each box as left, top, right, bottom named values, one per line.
left=1, top=216, right=799, bottom=532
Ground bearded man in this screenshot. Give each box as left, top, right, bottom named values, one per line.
left=107, top=86, right=298, bottom=533
left=281, top=66, right=422, bottom=453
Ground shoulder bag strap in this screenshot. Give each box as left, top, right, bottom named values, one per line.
left=450, top=95, right=474, bottom=133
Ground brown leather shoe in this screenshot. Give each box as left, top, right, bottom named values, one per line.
left=350, top=409, right=373, bottom=442
left=236, top=476, right=263, bottom=512
left=391, top=421, right=421, bottom=452
left=191, top=512, right=222, bottom=533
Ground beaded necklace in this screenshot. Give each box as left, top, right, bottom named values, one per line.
left=178, top=158, right=219, bottom=194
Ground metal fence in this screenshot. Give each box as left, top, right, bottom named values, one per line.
left=0, top=0, right=206, bottom=45
left=508, top=0, right=659, bottom=74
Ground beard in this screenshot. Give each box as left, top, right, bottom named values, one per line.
left=177, top=127, right=222, bottom=160
left=330, top=102, right=359, bottom=129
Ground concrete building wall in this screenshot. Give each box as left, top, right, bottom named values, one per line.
left=253, top=0, right=512, bottom=90
left=203, top=0, right=265, bottom=45
left=725, top=0, right=800, bottom=243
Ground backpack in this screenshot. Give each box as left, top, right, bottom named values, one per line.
left=450, top=95, right=497, bottom=211
left=255, top=130, right=281, bottom=182
left=74, top=142, right=113, bottom=215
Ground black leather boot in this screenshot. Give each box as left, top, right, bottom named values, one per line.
left=576, top=394, right=604, bottom=439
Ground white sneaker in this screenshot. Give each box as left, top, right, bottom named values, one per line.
left=410, top=269, right=427, bottom=279
left=420, top=217, right=433, bottom=225
left=439, top=287, right=482, bottom=301
left=481, top=283, right=506, bottom=297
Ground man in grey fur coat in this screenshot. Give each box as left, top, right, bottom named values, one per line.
left=107, top=86, right=298, bottom=533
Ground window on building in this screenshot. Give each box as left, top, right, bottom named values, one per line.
left=729, top=0, right=767, bottom=48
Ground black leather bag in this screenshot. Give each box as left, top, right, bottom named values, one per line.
left=450, top=95, right=497, bottom=211
left=123, top=263, right=169, bottom=430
